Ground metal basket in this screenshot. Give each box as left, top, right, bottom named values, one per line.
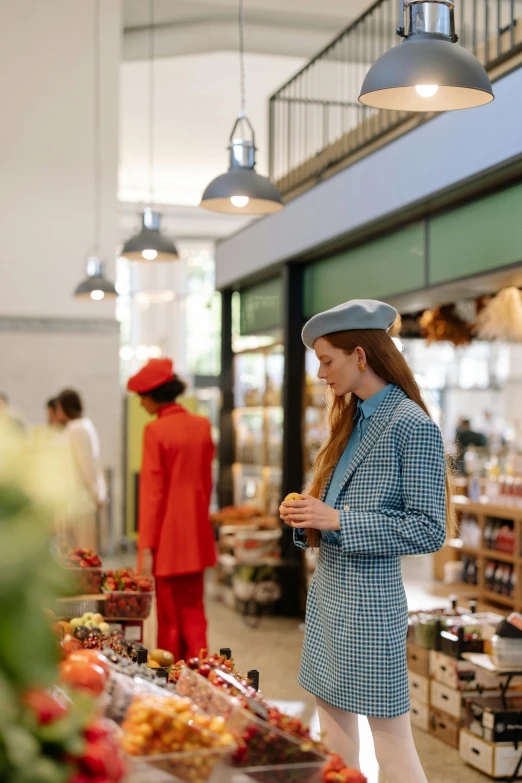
left=55, top=596, right=102, bottom=619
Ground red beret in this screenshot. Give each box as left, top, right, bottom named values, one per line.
left=127, top=358, right=175, bottom=393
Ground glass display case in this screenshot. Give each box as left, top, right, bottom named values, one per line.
left=304, top=349, right=328, bottom=486
left=233, top=345, right=284, bottom=514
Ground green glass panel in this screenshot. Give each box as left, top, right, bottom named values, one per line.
left=429, top=183, right=522, bottom=284
left=240, top=276, right=283, bottom=335
left=303, top=223, right=425, bottom=317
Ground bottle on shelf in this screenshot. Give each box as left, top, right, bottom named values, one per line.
left=484, top=560, right=496, bottom=590
left=502, top=565, right=513, bottom=596
left=483, top=517, right=493, bottom=550
left=490, top=520, right=500, bottom=552
left=493, top=562, right=505, bottom=593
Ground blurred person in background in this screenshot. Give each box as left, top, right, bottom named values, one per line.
left=55, top=389, right=106, bottom=551
left=127, top=358, right=216, bottom=661
left=455, top=418, right=487, bottom=474
left=47, top=397, right=63, bottom=428
left=0, top=392, right=26, bottom=431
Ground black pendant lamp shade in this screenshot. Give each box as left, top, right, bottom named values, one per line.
left=74, top=257, right=117, bottom=301
left=359, top=1, right=494, bottom=112
left=121, top=208, right=179, bottom=261
left=200, top=116, right=284, bottom=215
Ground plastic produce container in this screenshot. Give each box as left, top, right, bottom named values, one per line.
left=491, top=635, right=522, bottom=668
left=175, top=668, right=327, bottom=782
left=64, top=566, right=103, bottom=596
left=103, top=589, right=155, bottom=619
left=120, top=688, right=236, bottom=782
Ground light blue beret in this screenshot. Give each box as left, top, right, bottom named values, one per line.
left=302, top=298, right=398, bottom=350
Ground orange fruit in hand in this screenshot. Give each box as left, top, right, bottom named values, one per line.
left=284, top=493, right=302, bottom=501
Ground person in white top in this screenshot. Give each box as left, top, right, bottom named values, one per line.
left=55, top=389, right=106, bottom=551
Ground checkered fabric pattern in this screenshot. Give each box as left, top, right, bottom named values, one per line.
left=295, top=385, right=446, bottom=717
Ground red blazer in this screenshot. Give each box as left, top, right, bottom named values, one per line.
left=138, top=404, right=217, bottom=577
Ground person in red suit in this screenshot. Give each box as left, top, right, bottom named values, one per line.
left=127, top=358, right=217, bottom=660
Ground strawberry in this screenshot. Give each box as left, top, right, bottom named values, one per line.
left=81, top=738, right=124, bottom=780
left=24, top=688, right=68, bottom=725
left=84, top=719, right=112, bottom=743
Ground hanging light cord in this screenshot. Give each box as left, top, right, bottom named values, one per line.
left=238, top=0, right=245, bottom=118
left=148, top=0, right=155, bottom=206
left=93, top=0, right=101, bottom=254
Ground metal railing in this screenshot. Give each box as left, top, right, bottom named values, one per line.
left=269, top=0, right=522, bottom=197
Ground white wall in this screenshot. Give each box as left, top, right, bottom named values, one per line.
left=0, top=0, right=120, bottom=319
left=0, top=1, right=123, bottom=549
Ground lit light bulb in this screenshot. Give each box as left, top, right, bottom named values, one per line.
left=415, top=84, right=439, bottom=98
left=135, top=345, right=149, bottom=361
left=90, top=290, right=104, bottom=301
left=148, top=345, right=162, bottom=359
left=230, top=196, right=249, bottom=208
left=142, top=248, right=158, bottom=260
left=119, top=346, right=134, bottom=361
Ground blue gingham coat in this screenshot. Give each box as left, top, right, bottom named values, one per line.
left=295, top=386, right=446, bottom=717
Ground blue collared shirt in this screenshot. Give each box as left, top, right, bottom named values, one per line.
left=320, top=384, right=394, bottom=544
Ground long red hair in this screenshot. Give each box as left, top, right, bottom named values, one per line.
left=306, top=329, right=456, bottom=547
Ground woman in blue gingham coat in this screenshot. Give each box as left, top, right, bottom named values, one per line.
left=280, top=299, right=453, bottom=783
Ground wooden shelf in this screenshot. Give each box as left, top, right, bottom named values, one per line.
left=448, top=539, right=480, bottom=556
left=437, top=499, right=522, bottom=612
left=481, top=549, right=516, bottom=563
left=453, top=496, right=522, bottom=521
left=482, top=590, right=516, bottom=608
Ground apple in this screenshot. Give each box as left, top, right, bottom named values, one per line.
left=98, top=622, right=110, bottom=635
left=70, top=617, right=82, bottom=630
left=93, top=613, right=104, bottom=625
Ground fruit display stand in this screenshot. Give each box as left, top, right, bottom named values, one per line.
left=212, top=507, right=284, bottom=622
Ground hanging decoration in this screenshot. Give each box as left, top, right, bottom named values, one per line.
left=121, top=0, right=178, bottom=261
left=475, top=287, right=522, bottom=342
left=359, top=0, right=494, bottom=112
left=419, top=303, right=473, bottom=346
left=74, top=0, right=117, bottom=301
left=389, top=313, right=403, bottom=337
left=199, top=0, right=284, bottom=215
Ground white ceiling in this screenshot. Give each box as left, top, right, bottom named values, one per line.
left=122, top=0, right=372, bottom=59
left=119, top=0, right=374, bottom=240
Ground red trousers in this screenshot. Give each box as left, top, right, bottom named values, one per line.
left=155, top=572, right=208, bottom=662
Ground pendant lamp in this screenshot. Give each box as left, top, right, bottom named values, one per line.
left=74, top=0, right=117, bottom=301
left=121, top=0, right=179, bottom=261
left=359, top=0, right=494, bottom=112
left=200, top=0, right=284, bottom=215
left=74, top=257, right=117, bottom=301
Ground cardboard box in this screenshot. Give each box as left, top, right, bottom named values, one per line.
left=408, top=671, right=430, bottom=705
left=466, top=693, right=522, bottom=744
left=430, top=650, right=499, bottom=691
left=410, top=698, right=430, bottom=731
left=460, top=728, right=522, bottom=778
left=430, top=706, right=461, bottom=748
left=407, top=642, right=430, bottom=678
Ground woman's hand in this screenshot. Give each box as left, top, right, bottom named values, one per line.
left=279, top=494, right=340, bottom=531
